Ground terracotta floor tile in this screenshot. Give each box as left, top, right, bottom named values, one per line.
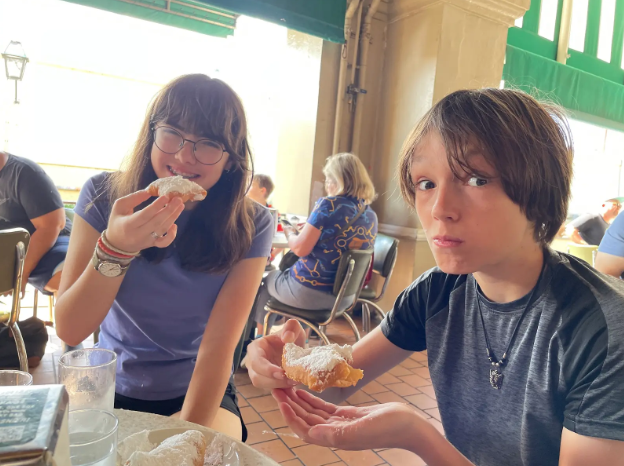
left=238, top=383, right=272, bottom=399
left=240, top=406, right=261, bottom=424
left=388, top=365, right=412, bottom=377
left=417, top=385, right=436, bottom=400
left=404, top=394, right=438, bottom=410
left=262, top=409, right=289, bottom=429
left=361, top=381, right=388, bottom=395
left=399, top=374, right=430, bottom=388
left=375, top=373, right=401, bottom=385
left=385, top=382, right=420, bottom=397
left=246, top=421, right=279, bottom=445
left=280, top=460, right=305, bottom=466
left=237, top=395, right=249, bottom=408
left=251, top=439, right=295, bottom=463
left=429, top=418, right=445, bottom=435
left=409, top=367, right=431, bottom=379
left=346, top=390, right=374, bottom=405
left=335, top=449, right=385, bottom=466
left=291, top=444, right=340, bottom=466
left=425, top=407, right=441, bottom=421
left=410, top=351, right=428, bottom=362
left=371, top=391, right=409, bottom=404
left=248, top=394, right=279, bottom=413
left=399, top=358, right=423, bottom=369
left=275, top=427, right=307, bottom=448
left=378, top=448, right=426, bottom=466
left=234, top=371, right=252, bottom=386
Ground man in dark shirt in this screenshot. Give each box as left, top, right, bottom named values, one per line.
left=566, top=198, right=622, bottom=245
left=0, top=152, right=70, bottom=296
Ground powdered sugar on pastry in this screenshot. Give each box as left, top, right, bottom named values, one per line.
left=282, top=343, right=363, bottom=392
left=118, top=430, right=155, bottom=464
left=147, top=176, right=207, bottom=202
left=124, top=430, right=206, bottom=466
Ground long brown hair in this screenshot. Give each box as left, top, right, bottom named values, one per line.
left=398, top=88, right=573, bottom=245
left=107, top=74, right=255, bottom=273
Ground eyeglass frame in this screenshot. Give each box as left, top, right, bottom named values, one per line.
left=150, top=124, right=228, bottom=166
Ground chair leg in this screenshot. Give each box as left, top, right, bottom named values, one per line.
left=48, top=295, right=54, bottom=324
left=33, top=289, right=38, bottom=319
left=311, top=324, right=330, bottom=345
left=362, top=303, right=371, bottom=335
left=11, top=322, right=29, bottom=372
left=360, top=299, right=386, bottom=322
left=263, top=311, right=273, bottom=337
left=342, top=312, right=361, bottom=342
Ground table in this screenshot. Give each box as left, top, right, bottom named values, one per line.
left=272, top=232, right=289, bottom=248
left=115, top=409, right=280, bottom=465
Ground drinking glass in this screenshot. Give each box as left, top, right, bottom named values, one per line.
left=0, top=369, right=33, bottom=386
left=69, top=409, right=118, bottom=466
left=58, top=348, right=116, bottom=412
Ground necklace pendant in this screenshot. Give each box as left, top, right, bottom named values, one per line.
left=489, top=368, right=504, bottom=389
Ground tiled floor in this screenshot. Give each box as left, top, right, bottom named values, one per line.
left=20, top=238, right=438, bottom=465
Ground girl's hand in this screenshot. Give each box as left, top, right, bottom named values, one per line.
left=273, top=388, right=426, bottom=451
left=106, top=190, right=185, bottom=253
left=247, top=319, right=306, bottom=389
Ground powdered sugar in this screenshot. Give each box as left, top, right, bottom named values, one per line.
left=124, top=430, right=205, bottom=466
left=150, top=176, right=206, bottom=200
left=283, top=343, right=353, bottom=377
left=118, top=430, right=155, bottom=464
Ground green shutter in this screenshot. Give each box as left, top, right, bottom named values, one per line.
left=61, top=0, right=236, bottom=38
left=504, top=45, right=624, bottom=130
left=200, top=0, right=347, bottom=43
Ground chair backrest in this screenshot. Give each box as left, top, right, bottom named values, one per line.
left=568, top=244, right=598, bottom=266
left=373, top=234, right=399, bottom=278
left=333, top=249, right=374, bottom=297
left=0, top=228, right=30, bottom=295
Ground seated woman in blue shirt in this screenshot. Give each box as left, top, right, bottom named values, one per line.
left=253, top=152, right=378, bottom=336
left=54, top=74, right=273, bottom=441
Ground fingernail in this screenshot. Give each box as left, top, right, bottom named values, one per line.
left=274, top=372, right=285, bottom=380
left=283, top=331, right=294, bottom=342
left=288, top=380, right=298, bottom=386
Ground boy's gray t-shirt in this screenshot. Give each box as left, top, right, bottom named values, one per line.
left=381, top=248, right=624, bottom=466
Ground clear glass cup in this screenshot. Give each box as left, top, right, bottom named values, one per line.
left=58, top=348, right=117, bottom=412
left=69, top=409, right=118, bottom=466
left=0, top=369, right=33, bottom=386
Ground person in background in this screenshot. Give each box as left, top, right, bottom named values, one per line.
left=565, top=198, right=622, bottom=245
left=252, top=152, right=377, bottom=337
left=0, top=151, right=71, bottom=298
left=247, top=174, right=275, bottom=207
left=54, top=74, right=273, bottom=441
left=245, top=89, right=624, bottom=466
left=594, top=210, right=624, bottom=278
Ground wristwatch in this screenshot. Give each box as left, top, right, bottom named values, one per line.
left=92, top=250, right=130, bottom=278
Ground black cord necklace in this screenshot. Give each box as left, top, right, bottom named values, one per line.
left=476, top=261, right=546, bottom=390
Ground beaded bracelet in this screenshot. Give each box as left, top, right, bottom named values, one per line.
left=101, top=230, right=140, bottom=257
left=95, top=243, right=134, bottom=267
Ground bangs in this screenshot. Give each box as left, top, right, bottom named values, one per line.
left=150, top=75, right=242, bottom=153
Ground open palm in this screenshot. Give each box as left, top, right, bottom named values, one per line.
left=272, top=388, right=423, bottom=451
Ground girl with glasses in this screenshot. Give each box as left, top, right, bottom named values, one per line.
left=54, top=74, right=273, bottom=441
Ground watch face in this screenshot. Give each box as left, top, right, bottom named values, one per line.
left=99, top=262, right=122, bottom=277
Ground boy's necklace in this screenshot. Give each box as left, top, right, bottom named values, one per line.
left=475, top=261, right=545, bottom=389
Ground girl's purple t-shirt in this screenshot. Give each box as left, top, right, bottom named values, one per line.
left=75, top=173, right=273, bottom=400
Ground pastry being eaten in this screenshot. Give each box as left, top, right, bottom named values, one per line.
left=147, top=176, right=207, bottom=202
left=282, top=343, right=364, bottom=392
left=123, top=430, right=206, bottom=466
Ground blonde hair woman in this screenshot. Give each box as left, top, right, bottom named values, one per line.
left=253, top=152, right=378, bottom=335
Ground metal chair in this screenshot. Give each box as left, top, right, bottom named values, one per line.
left=358, top=234, right=399, bottom=334
left=0, top=228, right=31, bottom=372
left=263, top=249, right=373, bottom=345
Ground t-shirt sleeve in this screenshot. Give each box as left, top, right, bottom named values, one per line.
left=17, top=164, right=64, bottom=220
left=74, top=173, right=111, bottom=234
left=306, top=197, right=332, bottom=232
left=380, top=272, right=431, bottom=352
left=245, top=206, right=274, bottom=260
left=562, top=300, right=624, bottom=441
left=598, top=212, right=624, bottom=256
